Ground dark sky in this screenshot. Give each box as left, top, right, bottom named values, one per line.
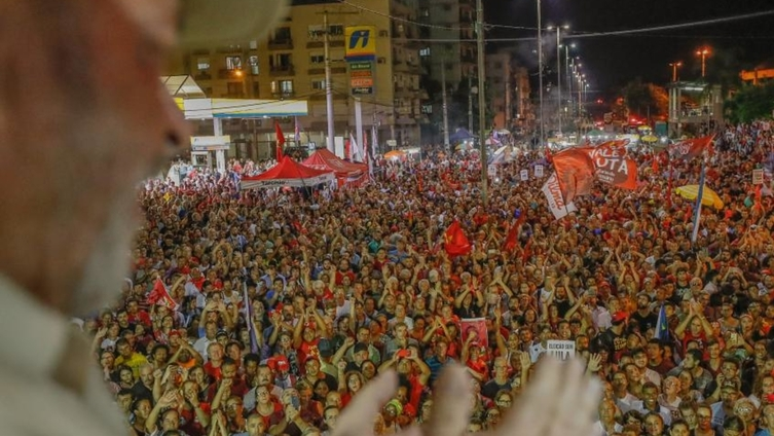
left=485, top=0, right=774, bottom=96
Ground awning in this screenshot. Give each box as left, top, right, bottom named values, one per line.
left=180, top=98, right=308, bottom=119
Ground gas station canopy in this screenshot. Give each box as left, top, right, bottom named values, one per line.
left=174, top=98, right=308, bottom=119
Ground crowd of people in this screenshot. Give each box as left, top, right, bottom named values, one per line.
left=79, top=121, right=774, bottom=436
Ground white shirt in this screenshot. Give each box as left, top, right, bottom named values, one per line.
left=0, top=274, right=128, bottom=435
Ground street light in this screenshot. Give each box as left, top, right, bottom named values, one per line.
left=564, top=43, right=576, bottom=130
left=696, top=47, right=710, bottom=78
left=536, top=0, right=544, bottom=147
left=669, top=62, right=683, bottom=82
left=547, top=24, right=569, bottom=135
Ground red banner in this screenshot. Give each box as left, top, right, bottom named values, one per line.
left=552, top=148, right=595, bottom=203
left=148, top=278, right=179, bottom=311
left=587, top=141, right=638, bottom=190
left=670, top=135, right=713, bottom=161
left=461, top=318, right=489, bottom=350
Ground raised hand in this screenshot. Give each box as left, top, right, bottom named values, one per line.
left=330, top=358, right=602, bottom=436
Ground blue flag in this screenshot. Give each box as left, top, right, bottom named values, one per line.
left=654, top=304, right=669, bottom=341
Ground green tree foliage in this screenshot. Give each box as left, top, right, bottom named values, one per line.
left=724, top=82, right=774, bottom=124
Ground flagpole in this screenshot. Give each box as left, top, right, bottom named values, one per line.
left=691, top=160, right=706, bottom=245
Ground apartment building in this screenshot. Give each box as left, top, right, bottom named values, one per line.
left=166, top=0, right=425, bottom=156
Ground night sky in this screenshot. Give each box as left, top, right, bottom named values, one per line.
left=485, top=0, right=774, bottom=96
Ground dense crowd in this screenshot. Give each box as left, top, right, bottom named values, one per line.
left=77, top=121, right=774, bottom=436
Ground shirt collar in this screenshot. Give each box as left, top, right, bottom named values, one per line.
left=0, top=273, right=69, bottom=378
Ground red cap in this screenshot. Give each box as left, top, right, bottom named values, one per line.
left=275, top=356, right=290, bottom=372
left=168, top=329, right=182, bottom=338
left=612, top=312, right=628, bottom=323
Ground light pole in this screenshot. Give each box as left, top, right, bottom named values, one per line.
left=547, top=25, right=569, bottom=135
left=476, top=0, right=488, bottom=204
left=696, top=47, right=710, bottom=78
left=564, top=43, right=575, bottom=131
left=536, top=0, right=544, bottom=147
left=669, top=61, right=683, bottom=82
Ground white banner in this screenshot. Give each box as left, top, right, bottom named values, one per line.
left=753, top=169, right=764, bottom=185
left=546, top=340, right=576, bottom=361
left=520, top=169, right=529, bottom=181
left=541, top=173, right=577, bottom=220
left=534, top=164, right=544, bottom=178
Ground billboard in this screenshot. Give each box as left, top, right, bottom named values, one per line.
left=345, top=26, right=376, bottom=61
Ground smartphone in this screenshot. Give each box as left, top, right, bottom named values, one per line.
left=290, top=396, right=300, bottom=410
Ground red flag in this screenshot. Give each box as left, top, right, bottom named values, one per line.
left=148, top=278, right=179, bottom=311
left=443, top=221, right=471, bottom=257
left=552, top=148, right=595, bottom=203
left=275, top=121, right=285, bottom=160
left=502, top=218, right=523, bottom=252
left=417, top=173, right=424, bottom=192
left=669, top=135, right=713, bottom=161
left=344, top=137, right=351, bottom=161
left=587, top=141, right=638, bottom=190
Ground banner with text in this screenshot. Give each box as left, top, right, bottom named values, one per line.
left=546, top=340, right=576, bottom=361
left=542, top=173, right=577, bottom=220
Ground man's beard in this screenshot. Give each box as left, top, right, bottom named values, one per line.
left=71, top=196, right=136, bottom=317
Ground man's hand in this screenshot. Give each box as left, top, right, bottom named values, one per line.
left=331, top=358, right=601, bottom=436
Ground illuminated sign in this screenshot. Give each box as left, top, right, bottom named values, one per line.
left=345, top=26, right=376, bottom=61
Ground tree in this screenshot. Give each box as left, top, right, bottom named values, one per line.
left=724, top=82, right=774, bottom=124
left=621, top=78, right=668, bottom=120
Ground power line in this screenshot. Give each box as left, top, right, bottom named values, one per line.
left=334, top=0, right=471, bottom=32
left=405, top=33, right=774, bottom=44
left=567, top=9, right=774, bottom=39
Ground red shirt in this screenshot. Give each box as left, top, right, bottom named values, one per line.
left=128, top=310, right=152, bottom=327
left=203, top=361, right=222, bottom=382
left=205, top=378, right=249, bottom=403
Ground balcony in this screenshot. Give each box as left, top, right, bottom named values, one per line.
left=272, top=91, right=295, bottom=99
left=268, top=38, right=294, bottom=50
left=218, top=69, right=245, bottom=80
left=307, top=66, right=347, bottom=75
left=307, top=41, right=324, bottom=49
left=269, top=64, right=295, bottom=77
left=461, top=52, right=476, bottom=63
left=194, top=72, right=213, bottom=81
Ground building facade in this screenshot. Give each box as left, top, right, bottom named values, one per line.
left=166, top=0, right=424, bottom=157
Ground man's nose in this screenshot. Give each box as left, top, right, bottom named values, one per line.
left=158, top=84, right=191, bottom=153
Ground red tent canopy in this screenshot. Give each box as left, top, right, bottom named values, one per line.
left=302, top=148, right=368, bottom=187
left=302, top=148, right=367, bottom=177
left=241, top=156, right=334, bottom=189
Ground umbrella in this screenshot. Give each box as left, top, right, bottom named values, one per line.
left=675, top=185, right=724, bottom=210
left=384, top=150, right=406, bottom=160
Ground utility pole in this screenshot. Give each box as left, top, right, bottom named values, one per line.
left=468, top=75, right=473, bottom=133
left=441, top=57, right=450, bottom=149
left=536, top=0, right=544, bottom=148
left=566, top=49, right=572, bottom=126
left=476, top=0, right=488, bottom=204
left=555, top=26, right=565, bottom=135
left=324, top=11, right=335, bottom=152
